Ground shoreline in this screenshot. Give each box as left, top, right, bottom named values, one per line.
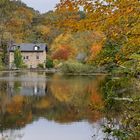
left=0, top=69, right=139, bottom=78
left=0, top=68, right=109, bottom=75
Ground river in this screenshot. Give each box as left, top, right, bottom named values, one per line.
left=0, top=71, right=139, bottom=140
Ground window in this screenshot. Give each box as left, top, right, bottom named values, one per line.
left=12, top=45, right=16, bottom=50
left=36, top=56, right=39, bottom=59
left=33, top=86, right=40, bottom=95
left=23, top=56, right=29, bottom=60
left=34, top=46, right=40, bottom=51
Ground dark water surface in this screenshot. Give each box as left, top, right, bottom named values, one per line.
left=0, top=72, right=139, bottom=140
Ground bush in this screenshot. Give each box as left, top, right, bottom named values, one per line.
left=111, top=60, right=140, bottom=76
left=0, top=57, right=4, bottom=70
left=61, top=61, right=95, bottom=74
left=46, top=59, right=54, bottom=68
left=37, top=63, right=44, bottom=69
left=21, top=64, right=28, bottom=69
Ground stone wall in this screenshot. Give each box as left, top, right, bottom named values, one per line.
left=9, top=51, right=46, bottom=68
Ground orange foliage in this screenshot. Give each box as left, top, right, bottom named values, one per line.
left=52, top=47, right=69, bottom=60
left=35, top=98, right=51, bottom=109
left=86, top=77, right=105, bottom=110
left=91, top=44, right=102, bottom=56
left=90, top=90, right=104, bottom=109
left=88, top=43, right=103, bottom=62
left=52, top=45, right=76, bottom=60
left=16, top=111, right=32, bottom=126
left=89, top=110, right=102, bottom=123
left=6, top=19, right=23, bottom=27
left=6, top=95, right=25, bottom=114
left=4, top=95, right=33, bottom=127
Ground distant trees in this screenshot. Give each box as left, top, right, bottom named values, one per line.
left=0, top=0, right=39, bottom=66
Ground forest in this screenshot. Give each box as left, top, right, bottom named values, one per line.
left=0, top=0, right=140, bottom=75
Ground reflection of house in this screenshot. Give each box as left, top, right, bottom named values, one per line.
left=8, top=80, right=46, bottom=96
left=21, top=85, right=46, bottom=96
left=9, top=43, right=48, bottom=68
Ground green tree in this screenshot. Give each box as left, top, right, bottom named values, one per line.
left=0, top=56, right=3, bottom=70
left=14, top=48, right=23, bottom=68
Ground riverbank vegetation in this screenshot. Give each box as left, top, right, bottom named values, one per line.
left=101, top=76, right=140, bottom=139
left=0, top=0, right=139, bottom=76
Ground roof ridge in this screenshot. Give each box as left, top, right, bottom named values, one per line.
left=9, top=43, right=47, bottom=52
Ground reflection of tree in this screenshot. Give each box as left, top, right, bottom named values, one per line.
left=39, top=75, right=106, bottom=123
left=0, top=73, right=139, bottom=139
left=0, top=95, right=32, bottom=131
left=14, top=81, right=21, bottom=93
left=0, top=81, right=8, bottom=92
left=0, top=74, right=106, bottom=133
left=87, top=76, right=105, bottom=110
left=0, top=130, right=23, bottom=140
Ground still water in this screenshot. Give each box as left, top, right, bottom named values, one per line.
left=0, top=72, right=139, bottom=140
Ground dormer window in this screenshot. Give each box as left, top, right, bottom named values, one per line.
left=34, top=46, right=40, bottom=51
left=12, top=45, right=16, bottom=50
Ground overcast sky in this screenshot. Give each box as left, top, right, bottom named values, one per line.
left=21, top=0, right=60, bottom=13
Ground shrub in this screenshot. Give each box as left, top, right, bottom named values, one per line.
left=21, top=64, right=28, bottom=69
left=46, top=59, right=54, bottom=68
left=37, top=63, right=44, bottom=69
left=0, top=57, right=4, bottom=70
left=61, top=61, right=95, bottom=74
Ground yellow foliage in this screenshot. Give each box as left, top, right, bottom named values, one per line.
left=36, top=25, right=51, bottom=36
left=50, top=81, right=72, bottom=102
left=35, top=98, right=51, bottom=109
left=50, top=74, right=87, bottom=102
left=6, top=95, right=25, bottom=114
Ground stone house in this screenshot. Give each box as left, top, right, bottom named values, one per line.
left=9, top=43, right=48, bottom=68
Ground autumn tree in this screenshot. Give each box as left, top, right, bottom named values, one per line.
left=0, top=0, right=38, bottom=66
left=0, top=0, right=15, bottom=65
left=55, top=0, right=140, bottom=66
left=51, top=33, right=77, bottom=60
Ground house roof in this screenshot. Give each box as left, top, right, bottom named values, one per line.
left=9, top=43, right=47, bottom=52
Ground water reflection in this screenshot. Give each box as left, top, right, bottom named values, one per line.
left=0, top=72, right=139, bottom=139
left=9, top=80, right=46, bottom=96
left=0, top=72, right=107, bottom=140
left=0, top=119, right=94, bottom=140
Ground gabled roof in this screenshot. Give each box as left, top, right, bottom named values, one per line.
left=9, top=43, right=47, bottom=52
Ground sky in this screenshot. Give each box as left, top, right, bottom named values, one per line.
left=21, top=0, right=60, bottom=13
